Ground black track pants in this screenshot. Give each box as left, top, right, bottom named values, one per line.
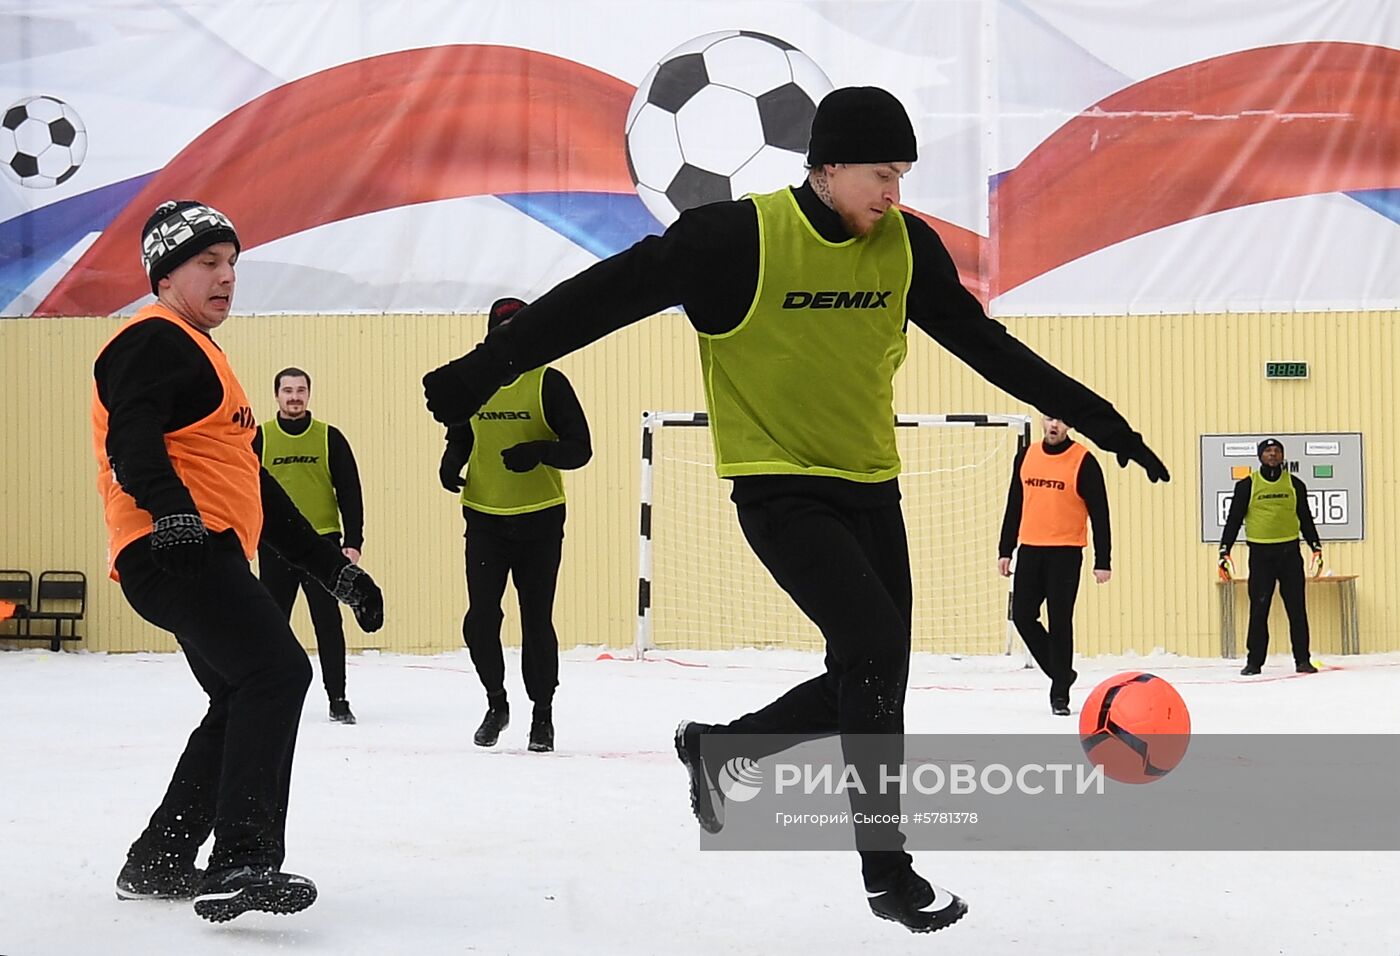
left=711, top=495, right=914, bottom=891
left=1245, top=542, right=1311, bottom=668
left=461, top=523, right=562, bottom=707
left=259, top=533, right=348, bottom=701
left=118, top=531, right=312, bottom=873
left=1011, top=545, right=1083, bottom=702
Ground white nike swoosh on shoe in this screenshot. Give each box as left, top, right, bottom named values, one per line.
left=922, top=884, right=959, bottom=913
left=194, top=889, right=243, bottom=902
left=115, top=887, right=171, bottom=900
left=867, top=883, right=959, bottom=911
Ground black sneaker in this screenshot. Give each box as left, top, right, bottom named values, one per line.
left=1240, top=664, right=1262, bottom=676
left=474, top=699, right=509, bottom=747
left=329, top=698, right=357, bottom=724
left=867, top=867, right=968, bottom=934
left=1295, top=661, right=1318, bottom=674
left=528, top=710, right=554, bottom=752
left=192, top=866, right=317, bottom=923
left=1050, top=669, right=1076, bottom=715
left=674, top=720, right=724, bottom=833
left=115, top=858, right=201, bottom=901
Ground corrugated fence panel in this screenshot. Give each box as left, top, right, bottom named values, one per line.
left=3, top=310, right=1397, bottom=659
left=1, top=317, right=179, bottom=653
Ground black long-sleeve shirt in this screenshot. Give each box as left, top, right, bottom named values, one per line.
left=998, top=439, right=1112, bottom=570
left=253, top=416, right=365, bottom=551
left=445, top=182, right=1150, bottom=508
left=93, top=317, right=341, bottom=574
left=1219, top=468, right=1321, bottom=552
left=442, top=366, right=592, bottom=537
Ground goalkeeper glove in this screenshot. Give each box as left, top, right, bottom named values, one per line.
left=1309, top=548, right=1324, bottom=578
left=1217, top=550, right=1235, bottom=582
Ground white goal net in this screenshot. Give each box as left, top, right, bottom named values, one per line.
left=636, top=412, right=1031, bottom=657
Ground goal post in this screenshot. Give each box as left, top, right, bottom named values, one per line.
left=635, top=411, right=1031, bottom=658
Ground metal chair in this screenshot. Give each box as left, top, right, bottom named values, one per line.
left=25, top=570, right=86, bottom=651
left=0, top=570, right=34, bottom=640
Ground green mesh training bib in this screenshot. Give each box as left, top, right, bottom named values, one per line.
left=1244, top=469, right=1301, bottom=544
left=462, top=367, right=565, bottom=515
left=698, top=188, right=912, bottom=481
left=261, top=417, right=340, bottom=535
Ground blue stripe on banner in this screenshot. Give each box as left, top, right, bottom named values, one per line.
left=1346, top=188, right=1400, bottom=226
left=495, top=191, right=662, bottom=259
left=0, top=173, right=154, bottom=314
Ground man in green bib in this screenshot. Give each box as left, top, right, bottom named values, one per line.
left=257, top=368, right=366, bottom=723
left=424, top=87, right=1169, bottom=935
left=1218, top=438, right=1323, bottom=675
left=438, top=297, right=593, bottom=754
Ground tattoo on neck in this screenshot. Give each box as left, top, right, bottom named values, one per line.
left=811, top=171, right=834, bottom=208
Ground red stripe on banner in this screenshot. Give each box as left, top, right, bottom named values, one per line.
left=992, top=41, right=1400, bottom=296
left=901, top=206, right=988, bottom=303
left=38, top=45, right=634, bottom=316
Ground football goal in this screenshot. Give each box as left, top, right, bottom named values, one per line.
left=635, top=411, right=1031, bottom=657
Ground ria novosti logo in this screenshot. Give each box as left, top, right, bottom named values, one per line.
left=715, top=755, right=1107, bottom=804
left=716, top=756, right=763, bottom=803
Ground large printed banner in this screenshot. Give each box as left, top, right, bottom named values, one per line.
left=1, top=0, right=1397, bottom=317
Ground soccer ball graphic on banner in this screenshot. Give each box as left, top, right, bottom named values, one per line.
left=625, top=31, right=834, bottom=226
left=1, top=95, right=88, bottom=188
left=1078, top=672, right=1191, bottom=785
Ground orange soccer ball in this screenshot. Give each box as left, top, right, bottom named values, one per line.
left=1078, top=672, right=1191, bottom=784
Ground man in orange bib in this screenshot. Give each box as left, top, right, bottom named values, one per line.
left=93, top=200, right=385, bottom=922
left=998, top=415, right=1112, bottom=715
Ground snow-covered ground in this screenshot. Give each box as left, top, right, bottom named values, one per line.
left=2, top=646, right=1396, bottom=955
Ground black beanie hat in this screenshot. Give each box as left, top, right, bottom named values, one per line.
left=141, top=200, right=240, bottom=294
left=488, top=296, right=528, bottom=331
left=806, top=86, right=918, bottom=166
left=1257, top=438, right=1285, bottom=459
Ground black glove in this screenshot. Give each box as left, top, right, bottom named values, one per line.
left=423, top=354, right=490, bottom=426
left=439, top=455, right=466, bottom=492
left=328, top=562, right=384, bottom=633
left=501, top=442, right=546, bottom=473
left=149, top=513, right=209, bottom=577
left=1107, top=431, right=1171, bottom=483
